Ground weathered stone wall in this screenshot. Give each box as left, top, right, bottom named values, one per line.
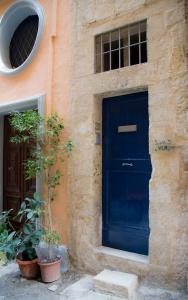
left=68, top=0, right=188, bottom=291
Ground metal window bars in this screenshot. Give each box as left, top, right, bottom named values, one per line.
left=9, top=15, right=39, bottom=69
left=95, top=20, right=147, bottom=73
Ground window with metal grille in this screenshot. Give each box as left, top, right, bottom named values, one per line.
left=95, top=20, right=147, bottom=73
left=9, top=15, right=39, bottom=69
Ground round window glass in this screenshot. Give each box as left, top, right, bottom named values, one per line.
left=9, top=15, right=39, bottom=69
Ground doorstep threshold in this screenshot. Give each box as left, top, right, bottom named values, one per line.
left=95, top=246, right=149, bottom=265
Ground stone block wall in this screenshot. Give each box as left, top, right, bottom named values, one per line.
left=67, top=0, right=188, bottom=291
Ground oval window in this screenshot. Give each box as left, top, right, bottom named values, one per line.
left=0, top=0, right=44, bottom=76
left=10, top=15, right=39, bottom=69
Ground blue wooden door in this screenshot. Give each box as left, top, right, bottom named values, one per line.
left=102, top=92, right=151, bottom=255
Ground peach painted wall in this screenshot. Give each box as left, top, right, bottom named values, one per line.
left=0, top=0, right=71, bottom=244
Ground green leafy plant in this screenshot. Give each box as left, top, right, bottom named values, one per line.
left=16, top=194, right=44, bottom=260
left=10, top=110, right=73, bottom=261
left=40, top=230, right=61, bottom=262
left=0, top=210, right=13, bottom=232
left=0, top=193, right=44, bottom=261
left=0, top=252, right=7, bottom=266
left=44, top=230, right=61, bottom=246
left=0, top=210, right=19, bottom=261
left=0, top=230, right=20, bottom=260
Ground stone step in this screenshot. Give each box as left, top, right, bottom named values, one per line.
left=93, top=269, right=138, bottom=300
left=60, top=276, right=123, bottom=300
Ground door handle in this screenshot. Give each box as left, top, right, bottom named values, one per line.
left=122, top=162, right=133, bottom=167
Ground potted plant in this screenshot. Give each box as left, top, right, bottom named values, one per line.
left=0, top=194, right=44, bottom=279
left=15, top=194, right=44, bottom=279
left=9, top=110, right=73, bottom=282
left=36, top=230, right=61, bottom=282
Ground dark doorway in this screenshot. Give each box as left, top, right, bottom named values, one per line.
left=3, top=115, right=36, bottom=229
left=102, top=92, right=151, bottom=255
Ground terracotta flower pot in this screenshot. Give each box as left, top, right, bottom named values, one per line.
left=16, top=258, right=40, bottom=279
left=38, top=258, right=62, bottom=283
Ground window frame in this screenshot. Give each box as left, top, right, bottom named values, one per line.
left=95, top=20, right=147, bottom=73
left=0, top=0, right=45, bottom=76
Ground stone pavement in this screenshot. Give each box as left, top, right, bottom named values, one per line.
left=60, top=276, right=188, bottom=300
left=0, top=263, right=187, bottom=300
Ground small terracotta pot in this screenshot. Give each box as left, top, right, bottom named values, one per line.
left=16, top=258, right=40, bottom=279
left=38, top=258, right=62, bottom=283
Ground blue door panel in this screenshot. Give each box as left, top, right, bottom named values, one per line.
left=102, top=227, right=149, bottom=255
left=107, top=171, right=150, bottom=228
left=102, top=92, right=151, bottom=255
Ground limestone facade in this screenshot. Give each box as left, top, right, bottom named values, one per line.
left=68, top=0, right=188, bottom=291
